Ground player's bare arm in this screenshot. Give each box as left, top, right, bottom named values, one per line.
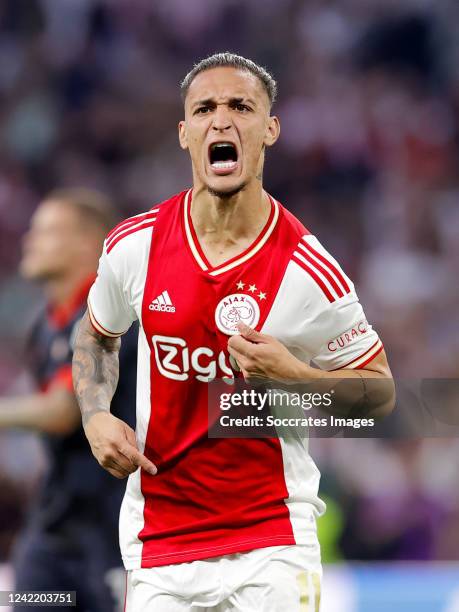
left=0, top=388, right=81, bottom=435
left=228, top=323, right=395, bottom=419
left=72, top=311, right=157, bottom=478
left=72, top=310, right=120, bottom=425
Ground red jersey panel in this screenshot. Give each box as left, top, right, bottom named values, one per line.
left=88, top=189, right=380, bottom=569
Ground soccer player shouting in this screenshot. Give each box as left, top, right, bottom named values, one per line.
left=73, top=53, right=395, bottom=611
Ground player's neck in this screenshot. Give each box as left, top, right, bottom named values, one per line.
left=190, top=181, right=271, bottom=268
left=191, top=181, right=270, bottom=241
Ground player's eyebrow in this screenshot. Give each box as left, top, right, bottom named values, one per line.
left=192, top=97, right=257, bottom=109
left=192, top=98, right=216, bottom=109
left=229, top=97, right=257, bottom=106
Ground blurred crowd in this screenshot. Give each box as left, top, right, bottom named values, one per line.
left=0, top=0, right=458, bottom=564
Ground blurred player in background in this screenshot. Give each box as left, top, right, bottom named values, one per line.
left=73, top=53, right=395, bottom=611
left=0, top=189, right=137, bottom=611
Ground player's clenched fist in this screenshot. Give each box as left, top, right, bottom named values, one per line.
left=83, top=412, right=157, bottom=479
left=227, top=323, right=307, bottom=382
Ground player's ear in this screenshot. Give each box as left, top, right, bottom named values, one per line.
left=178, top=121, right=188, bottom=150
left=264, top=116, right=280, bottom=148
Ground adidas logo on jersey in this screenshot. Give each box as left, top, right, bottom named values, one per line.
left=149, top=290, right=175, bottom=313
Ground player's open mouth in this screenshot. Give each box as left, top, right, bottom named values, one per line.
left=208, top=142, right=239, bottom=175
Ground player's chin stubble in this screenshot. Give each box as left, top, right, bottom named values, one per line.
left=206, top=181, right=248, bottom=200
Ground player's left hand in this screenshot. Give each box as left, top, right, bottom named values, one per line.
left=227, top=323, right=306, bottom=382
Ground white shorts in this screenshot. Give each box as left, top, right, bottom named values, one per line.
left=125, top=543, right=322, bottom=611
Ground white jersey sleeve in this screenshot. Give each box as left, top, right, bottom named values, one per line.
left=88, top=243, right=137, bottom=337
left=297, top=236, right=382, bottom=370
left=263, top=235, right=383, bottom=371
left=306, top=294, right=382, bottom=371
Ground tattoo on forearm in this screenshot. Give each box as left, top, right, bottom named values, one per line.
left=72, top=313, right=120, bottom=425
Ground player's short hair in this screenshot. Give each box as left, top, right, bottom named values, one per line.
left=180, top=52, right=277, bottom=107
left=44, top=187, right=118, bottom=235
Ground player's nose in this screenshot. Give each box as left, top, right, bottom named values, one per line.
left=211, top=105, right=232, bottom=131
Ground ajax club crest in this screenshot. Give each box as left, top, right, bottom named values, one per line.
left=215, top=293, right=260, bottom=336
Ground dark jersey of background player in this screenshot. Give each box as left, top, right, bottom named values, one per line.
left=13, top=286, right=137, bottom=612
left=0, top=189, right=137, bottom=612
left=14, top=276, right=137, bottom=612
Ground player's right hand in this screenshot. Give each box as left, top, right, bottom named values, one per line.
left=83, top=411, right=157, bottom=479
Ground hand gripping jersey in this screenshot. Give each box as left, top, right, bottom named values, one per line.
left=88, top=189, right=382, bottom=570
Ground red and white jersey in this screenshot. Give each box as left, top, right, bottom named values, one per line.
left=88, top=189, right=382, bottom=570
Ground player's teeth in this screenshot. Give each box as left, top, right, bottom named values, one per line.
left=211, top=161, right=237, bottom=168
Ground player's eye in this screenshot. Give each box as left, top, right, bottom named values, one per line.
left=195, top=106, right=211, bottom=115
left=233, top=102, right=250, bottom=112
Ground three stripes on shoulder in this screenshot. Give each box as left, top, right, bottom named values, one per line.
left=106, top=209, right=159, bottom=254
left=292, top=237, right=351, bottom=303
